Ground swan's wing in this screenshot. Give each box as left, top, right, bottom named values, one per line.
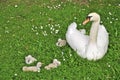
left=79, top=29, right=86, bottom=34
left=97, top=25, right=109, bottom=53
left=68, top=22, right=77, bottom=30
left=66, top=29, right=89, bottom=57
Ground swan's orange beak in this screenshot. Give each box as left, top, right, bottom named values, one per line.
left=82, top=18, right=90, bottom=25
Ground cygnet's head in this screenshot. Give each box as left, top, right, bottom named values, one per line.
left=53, top=59, right=61, bottom=66
left=83, top=12, right=100, bottom=25
left=36, top=62, right=42, bottom=68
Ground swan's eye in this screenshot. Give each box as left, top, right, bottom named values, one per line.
left=86, top=16, right=92, bottom=19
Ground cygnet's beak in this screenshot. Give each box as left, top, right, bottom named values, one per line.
left=82, top=18, right=90, bottom=25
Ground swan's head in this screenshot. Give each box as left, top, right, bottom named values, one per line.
left=83, top=12, right=100, bottom=25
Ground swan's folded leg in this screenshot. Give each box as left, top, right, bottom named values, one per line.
left=79, top=29, right=86, bottom=34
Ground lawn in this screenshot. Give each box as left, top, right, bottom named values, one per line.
left=0, top=0, right=120, bottom=80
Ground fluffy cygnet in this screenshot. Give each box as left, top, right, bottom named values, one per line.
left=56, top=38, right=66, bottom=47
left=25, top=55, right=37, bottom=64
left=22, top=62, right=42, bottom=72
left=45, top=59, right=61, bottom=70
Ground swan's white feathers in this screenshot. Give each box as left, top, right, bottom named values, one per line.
left=66, top=13, right=109, bottom=60
left=66, top=22, right=89, bottom=58
left=97, top=25, right=109, bottom=53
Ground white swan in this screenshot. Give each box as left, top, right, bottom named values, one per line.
left=66, top=12, right=109, bottom=60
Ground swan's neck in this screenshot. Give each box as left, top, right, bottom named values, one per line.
left=89, top=20, right=100, bottom=44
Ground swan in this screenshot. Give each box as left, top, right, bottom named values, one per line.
left=66, top=12, right=109, bottom=60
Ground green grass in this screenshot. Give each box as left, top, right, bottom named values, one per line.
left=0, top=0, right=120, bottom=80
